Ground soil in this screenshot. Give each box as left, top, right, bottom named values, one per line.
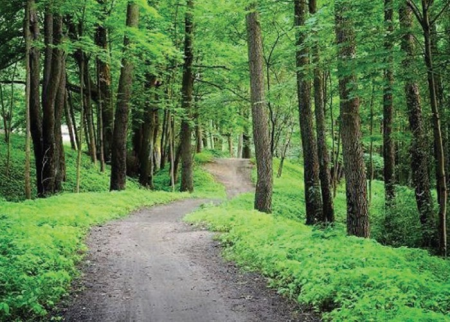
left=60, top=159, right=319, bottom=322
left=204, top=158, right=254, bottom=199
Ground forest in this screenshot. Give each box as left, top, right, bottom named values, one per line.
left=1, top=0, right=450, bottom=321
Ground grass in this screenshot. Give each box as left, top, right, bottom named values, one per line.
left=153, top=149, right=226, bottom=199
left=0, top=135, right=140, bottom=202
left=0, top=136, right=224, bottom=321
left=186, top=158, right=450, bottom=321
left=0, top=190, right=186, bottom=320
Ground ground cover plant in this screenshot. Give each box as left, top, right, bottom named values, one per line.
left=185, top=159, right=450, bottom=321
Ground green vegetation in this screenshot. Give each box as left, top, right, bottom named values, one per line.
left=0, top=190, right=186, bottom=320
left=186, top=159, right=450, bottom=321
left=0, top=135, right=140, bottom=202
left=0, top=136, right=224, bottom=321
left=153, top=150, right=226, bottom=199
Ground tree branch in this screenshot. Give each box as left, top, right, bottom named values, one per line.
left=407, top=0, right=424, bottom=25
left=431, top=1, right=450, bottom=25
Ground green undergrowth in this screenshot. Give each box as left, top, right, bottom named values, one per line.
left=0, top=137, right=224, bottom=321
left=0, top=134, right=140, bottom=202
left=266, top=159, right=426, bottom=248
left=153, top=149, right=226, bottom=199
left=0, top=190, right=186, bottom=321
left=186, top=158, right=450, bottom=321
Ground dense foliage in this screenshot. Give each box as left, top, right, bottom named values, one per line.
left=186, top=160, right=450, bottom=321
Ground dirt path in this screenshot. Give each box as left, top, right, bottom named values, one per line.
left=62, top=159, right=317, bottom=322
left=204, top=158, right=254, bottom=198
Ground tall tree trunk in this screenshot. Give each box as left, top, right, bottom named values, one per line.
left=335, top=0, right=370, bottom=238
left=24, top=0, right=33, bottom=199
left=29, top=1, right=43, bottom=196
left=416, top=0, right=447, bottom=256
left=295, top=0, right=322, bottom=224
left=41, top=11, right=64, bottom=196
left=54, top=58, right=67, bottom=191
left=95, top=0, right=114, bottom=163
left=246, top=4, right=273, bottom=213
left=139, top=76, right=157, bottom=188
left=399, top=3, right=434, bottom=247
left=84, top=64, right=98, bottom=164
left=110, top=2, right=139, bottom=191
left=383, top=0, right=396, bottom=203
left=310, top=0, right=334, bottom=223
left=179, top=0, right=195, bottom=193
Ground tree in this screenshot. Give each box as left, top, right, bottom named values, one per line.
left=110, top=1, right=139, bottom=191
left=246, top=4, right=273, bottom=213
left=407, top=0, right=448, bottom=256
left=294, top=0, right=322, bottom=224
left=24, top=0, right=32, bottom=200
left=310, top=0, right=334, bottom=223
left=180, top=0, right=195, bottom=193
left=335, top=0, right=370, bottom=238
left=383, top=0, right=396, bottom=203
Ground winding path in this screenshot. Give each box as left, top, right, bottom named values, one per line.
left=62, top=159, right=317, bottom=322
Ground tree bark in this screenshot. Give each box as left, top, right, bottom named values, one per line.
left=29, top=1, right=43, bottom=196
left=383, top=0, right=396, bottom=203
left=95, top=0, right=114, bottom=163
left=110, top=2, right=139, bottom=191
left=41, top=11, right=64, bottom=196
left=335, top=0, right=370, bottom=238
left=295, top=0, right=322, bottom=224
left=139, top=76, right=158, bottom=188
left=310, top=0, right=334, bottom=223
left=417, top=0, right=447, bottom=256
left=179, top=0, right=195, bottom=193
left=246, top=4, right=273, bottom=213
left=399, top=3, right=434, bottom=247
left=24, top=0, right=33, bottom=199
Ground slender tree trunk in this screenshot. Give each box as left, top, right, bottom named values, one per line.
left=110, top=2, right=139, bottom=191
left=310, top=0, right=334, bottom=223
left=68, top=90, right=79, bottom=147
left=418, top=0, right=447, bottom=256
left=83, top=63, right=98, bottom=164
left=383, top=0, right=396, bottom=203
left=64, top=91, right=78, bottom=150
left=96, top=0, right=114, bottom=163
left=295, top=0, right=322, bottom=224
left=24, top=0, right=33, bottom=199
left=335, top=0, right=370, bottom=238
left=399, top=3, right=434, bottom=247
left=246, top=4, right=273, bottom=213
left=29, top=1, right=43, bottom=196
left=76, top=54, right=86, bottom=193
left=139, top=76, right=157, bottom=188
left=97, top=65, right=105, bottom=172
left=179, top=0, right=195, bottom=193
left=54, top=58, right=67, bottom=191
left=277, top=127, right=293, bottom=178
left=369, top=83, right=376, bottom=204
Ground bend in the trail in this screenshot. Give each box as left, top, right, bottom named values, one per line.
left=62, top=158, right=318, bottom=322
left=204, top=158, right=254, bottom=198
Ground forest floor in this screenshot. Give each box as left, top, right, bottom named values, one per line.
left=61, top=159, right=316, bottom=322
